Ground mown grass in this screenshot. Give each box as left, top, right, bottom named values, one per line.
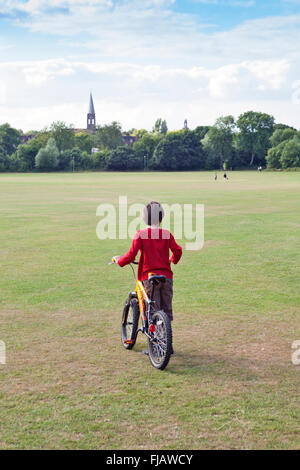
left=0, top=171, right=299, bottom=449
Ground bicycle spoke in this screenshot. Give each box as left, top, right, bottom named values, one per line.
left=150, top=321, right=168, bottom=362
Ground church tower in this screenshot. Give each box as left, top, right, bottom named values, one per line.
left=87, top=92, right=96, bottom=130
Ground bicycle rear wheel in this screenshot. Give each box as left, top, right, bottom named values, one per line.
left=121, top=298, right=139, bottom=349
left=148, top=310, right=172, bottom=370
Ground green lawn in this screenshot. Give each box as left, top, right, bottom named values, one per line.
left=0, top=171, right=299, bottom=449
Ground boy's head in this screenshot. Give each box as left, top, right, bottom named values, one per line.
left=142, top=201, right=164, bottom=226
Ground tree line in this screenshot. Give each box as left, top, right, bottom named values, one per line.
left=0, top=113, right=299, bottom=172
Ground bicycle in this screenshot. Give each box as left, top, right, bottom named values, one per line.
left=110, top=258, right=173, bottom=370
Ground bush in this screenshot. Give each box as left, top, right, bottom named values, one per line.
left=280, top=139, right=300, bottom=169
left=106, top=146, right=143, bottom=171
left=266, top=141, right=286, bottom=169
left=35, top=137, right=59, bottom=171
left=0, top=145, right=9, bottom=171
left=16, top=139, right=43, bottom=171
left=57, top=147, right=82, bottom=171
left=152, top=130, right=205, bottom=171
left=80, top=151, right=95, bottom=170
left=133, top=133, right=163, bottom=169
left=270, top=128, right=296, bottom=147
left=93, top=150, right=110, bottom=170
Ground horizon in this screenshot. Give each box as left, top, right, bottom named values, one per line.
left=0, top=0, right=300, bottom=132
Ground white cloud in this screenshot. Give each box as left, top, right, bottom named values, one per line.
left=1, top=92, right=300, bottom=133
left=0, top=80, right=6, bottom=104
left=1, top=1, right=300, bottom=66
left=0, top=57, right=293, bottom=130
left=243, top=60, right=290, bottom=90
left=292, top=80, right=300, bottom=104
left=0, top=57, right=290, bottom=93
left=0, top=1, right=299, bottom=129
left=194, top=0, right=254, bottom=5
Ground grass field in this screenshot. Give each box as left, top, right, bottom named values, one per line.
left=0, top=171, right=300, bottom=450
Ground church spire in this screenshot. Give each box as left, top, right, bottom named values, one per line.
left=87, top=92, right=96, bottom=130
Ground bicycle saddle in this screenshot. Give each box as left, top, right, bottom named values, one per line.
left=148, top=274, right=166, bottom=285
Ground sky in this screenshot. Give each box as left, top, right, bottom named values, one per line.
left=0, top=0, right=300, bottom=132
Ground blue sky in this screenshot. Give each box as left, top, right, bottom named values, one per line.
left=0, top=0, right=300, bottom=131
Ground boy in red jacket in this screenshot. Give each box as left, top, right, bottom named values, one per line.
left=113, top=201, right=182, bottom=322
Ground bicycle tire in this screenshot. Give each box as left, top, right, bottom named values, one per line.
left=148, top=310, right=172, bottom=370
left=121, top=298, right=139, bottom=350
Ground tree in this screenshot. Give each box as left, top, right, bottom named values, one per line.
left=93, top=122, right=123, bottom=150
left=7, top=153, right=23, bottom=172
left=194, top=126, right=211, bottom=141
left=133, top=133, right=163, bottom=168
left=270, top=128, right=296, bottom=148
left=152, top=130, right=205, bottom=170
left=274, top=123, right=296, bottom=131
left=58, top=149, right=72, bottom=171
left=79, top=151, right=95, bottom=170
left=152, top=118, right=168, bottom=135
left=202, top=133, right=220, bottom=170
left=60, top=147, right=82, bottom=171
left=34, top=129, right=52, bottom=147
left=204, top=116, right=235, bottom=169
left=15, top=139, right=44, bottom=171
left=75, top=133, right=93, bottom=153
left=50, top=121, right=75, bottom=152
left=35, top=137, right=59, bottom=171
left=92, top=149, right=110, bottom=170
left=130, top=128, right=149, bottom=138
left=106, top=146, right=143, bottom=171
left=0, top=123, right=21, bottom=155
left=266, top=141, right=286, bottom=169
left=0, top=145, right=9, bottom=171
left=280, top=139, right=300, bottom=168
left=236, top=111, right=275, bottom=166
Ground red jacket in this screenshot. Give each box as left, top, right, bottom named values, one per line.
left=117, top=227, right=182, bottom=281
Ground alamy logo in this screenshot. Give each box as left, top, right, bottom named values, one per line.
left=96, top=196, right=204, bottom=251
left=291, top=340, right=300, bottom=365
left=0, top=341, right=6, bottom=365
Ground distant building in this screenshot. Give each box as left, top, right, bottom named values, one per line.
left=87, top=92, right=96, bottom=131
left=122, top=134, right=137, bottom=145
left=20, top=93, right=138, bottom=148
left=20, top=132, right=36, bottom=144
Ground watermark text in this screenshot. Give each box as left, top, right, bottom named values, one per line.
left=96, top=196, right=204, bottom=251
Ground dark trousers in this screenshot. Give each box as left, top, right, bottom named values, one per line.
left=143, top=278, right=173, bottom=321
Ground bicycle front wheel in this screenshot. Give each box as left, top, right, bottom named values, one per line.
left=148, top=310, right=172, bottom=370
left=121, top=298, right=139, bottom=350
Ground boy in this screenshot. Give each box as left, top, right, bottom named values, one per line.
left=113, top=201, right=182, bottom=325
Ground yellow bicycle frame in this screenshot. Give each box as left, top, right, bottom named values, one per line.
left=136, top=280, right=150, bottom=322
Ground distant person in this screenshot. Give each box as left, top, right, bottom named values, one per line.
left=214, top=173, right=217, bottom=180
left=223, top=173, right=228, bottom=180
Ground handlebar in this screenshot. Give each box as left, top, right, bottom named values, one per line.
left=109, top=258, right=138, bottom=265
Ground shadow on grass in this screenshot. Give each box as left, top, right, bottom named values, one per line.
left=166, top=350, right=278, bottom=383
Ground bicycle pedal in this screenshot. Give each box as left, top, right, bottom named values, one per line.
left=124, top=340, right=134, bottom=345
